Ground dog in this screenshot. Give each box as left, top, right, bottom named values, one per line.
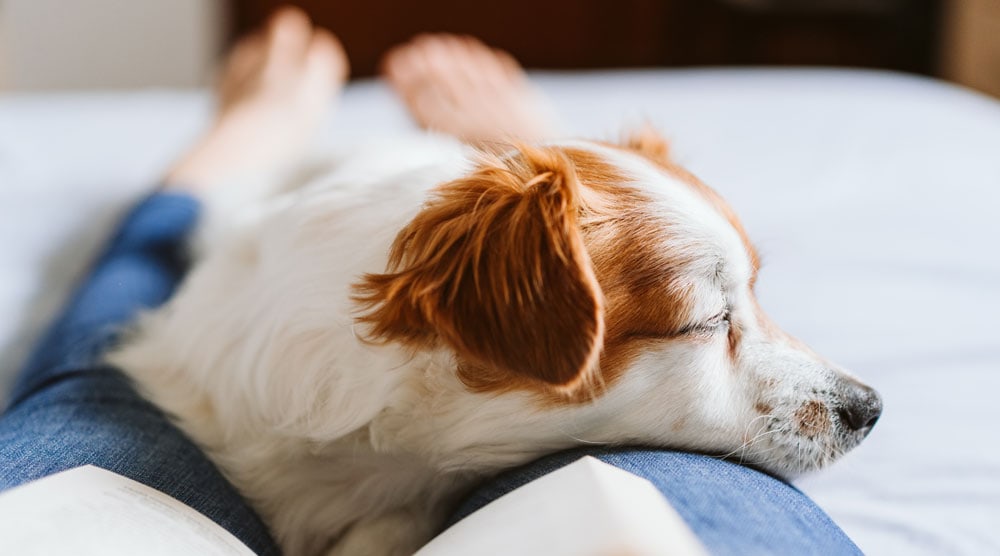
left=111, top=129, right=882, bottom=555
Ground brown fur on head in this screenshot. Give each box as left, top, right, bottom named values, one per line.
left=353, top=146, right=605, bottom=392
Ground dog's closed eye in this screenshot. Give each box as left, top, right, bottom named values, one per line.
left=704, top=307, right=731, bottom=328
left=623, top=307, right=730, bottom=340
left=676, top=307, right=731, bottom=337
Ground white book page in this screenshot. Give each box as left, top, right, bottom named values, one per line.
left=417, top=456, right=708, bottom=556
left=0, top=465, right=254, bottom=556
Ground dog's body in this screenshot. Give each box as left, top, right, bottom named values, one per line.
left=112, top=133, right=881, bottom=555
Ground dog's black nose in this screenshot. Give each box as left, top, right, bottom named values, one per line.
left=837, top=382, right=882, bottom=433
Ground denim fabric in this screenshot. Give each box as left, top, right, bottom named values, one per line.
left=0, top=193, right=281, bottom=556
left=449, top=448, right=863, bottom=555
left=1, top=192, right=859, bottom=556
left=0, top=369, right=280, bottom=556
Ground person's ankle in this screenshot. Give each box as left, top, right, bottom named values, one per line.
left=164, top=8, right=347, bottom=194
left=163, top=119, right=250, bottom=192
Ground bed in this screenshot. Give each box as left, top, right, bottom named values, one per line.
left=1, top=68, right=998, bottom=554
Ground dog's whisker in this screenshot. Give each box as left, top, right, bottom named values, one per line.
left=564, top=434, right=611, bottom=446
left=718, top=413, right=781, bottom=462
left=719, top=426, right=784, bottom=461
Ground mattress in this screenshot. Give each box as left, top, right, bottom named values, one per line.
left=1, top=68, right=998, bottom=555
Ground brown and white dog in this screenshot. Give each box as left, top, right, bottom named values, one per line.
left=111, top=130, right=882, bottom=555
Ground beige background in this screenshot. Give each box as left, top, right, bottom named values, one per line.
left=0, top=0, right=223, bottom=91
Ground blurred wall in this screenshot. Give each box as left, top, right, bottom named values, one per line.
left=0, top=0, right=224, bottom=91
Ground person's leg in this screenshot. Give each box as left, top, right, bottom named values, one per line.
left=1, top=367, right=283, bottom=554
left=448, top=448, right=861, bottom=555
left=166, top=7, right=347, bottom=191
left=0, top=8, right=347, bottom=554
left=384, top=36, right=861, bottom=554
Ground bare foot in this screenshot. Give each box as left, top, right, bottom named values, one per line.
left=166, top=7, right=349, bottom=192
left=381, top=34, right=556, bottom=144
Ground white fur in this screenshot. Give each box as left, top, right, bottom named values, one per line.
left=111, top=136, right=874, bottom=555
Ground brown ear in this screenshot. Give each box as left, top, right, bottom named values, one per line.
left=622, top=126, right=671, bottom=164
left=353, top=146, right=604, bottom=391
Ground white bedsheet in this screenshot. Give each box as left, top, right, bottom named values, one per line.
left=1, top=69, right=998, bottom=555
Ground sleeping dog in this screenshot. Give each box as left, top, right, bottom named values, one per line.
left=111, top=130, right=882, bottom=555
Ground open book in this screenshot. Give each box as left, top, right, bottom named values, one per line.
left=0, top=457, right=705, bottom=555
left=0, top=465, right=254, bottom=555
left=417, top=456, right=707, bottom=556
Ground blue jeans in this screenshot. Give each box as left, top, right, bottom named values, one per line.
left=0, top=193, right=860, bottom=555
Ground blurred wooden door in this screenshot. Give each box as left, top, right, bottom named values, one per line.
left=232, top=0, right=674, bottom=76
left=942, top=0, right=1000, bottom=98
left=231, top=0, right=941, bottom=78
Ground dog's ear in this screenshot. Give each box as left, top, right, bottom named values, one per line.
left=354, top=146, right=604, bottom=392
left=622, top=126, right=671, bottom=164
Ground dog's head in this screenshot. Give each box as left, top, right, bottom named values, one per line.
left=355, top=131, right=881, bottom=476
